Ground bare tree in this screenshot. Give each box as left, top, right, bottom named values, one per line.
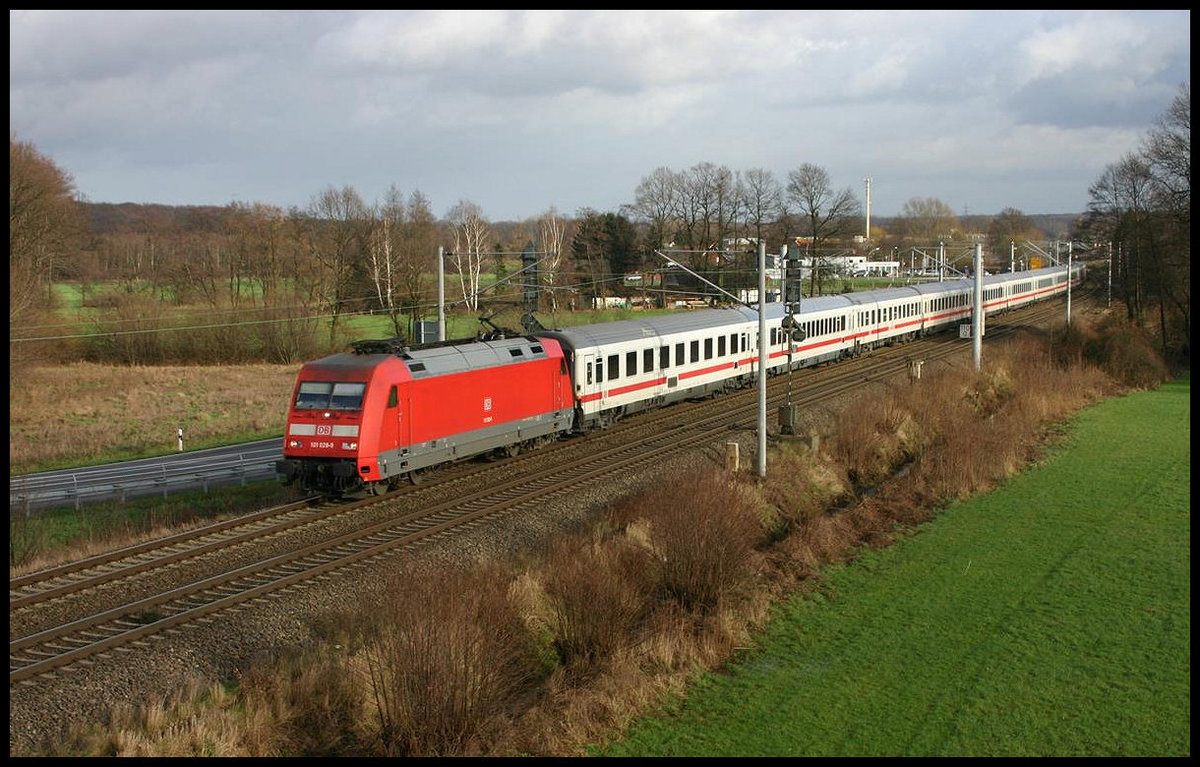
left=1088, top=154, right=1157, bottom=324
left=399, top=191, right=439, bottom=338
left=1141, top=83, right=1190, bottom=354
left=536, top=207, right=567, bottom=311
left=1143, top=82, right=1190, bottom=212
left=629, top=166, right=679, bottom=256
left=682, top=162, right=739, bottom=251
left=9, top=137, right=84, bottom=328
left=368, top=185, right=407, bottom=336
left=898, top=196, right=960, bottom=244
left=740, top=168, right=784, bottom=249
left=306, top=185, right=371, bottom=344
left=986, top=208, right=1044, bottom=271
left=785, top=163, right=862, bottom=295
left=446, top=200, right=490, bottom=312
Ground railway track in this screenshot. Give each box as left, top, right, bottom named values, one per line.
left=9, top=296, right=1076, bottom=687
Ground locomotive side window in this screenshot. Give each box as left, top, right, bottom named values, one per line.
left=387, top=385, right=398, bottom=409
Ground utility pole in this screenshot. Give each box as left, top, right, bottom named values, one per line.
left=437, top=245, right=446, bottom=342
left=864, top=177, right=872, bottom=240
left=652, top=246, right=770, bottom=479
left=973, top=243, right=983, bottom=372
left=1066, top=242, right=1072, bottom=326
left=757, top=241, right=767, bottom=480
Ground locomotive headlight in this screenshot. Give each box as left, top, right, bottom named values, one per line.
left=289, top=440, right=302, bottom=448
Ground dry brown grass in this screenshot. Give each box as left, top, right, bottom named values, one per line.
left=9, top=362, right=300, bottom=474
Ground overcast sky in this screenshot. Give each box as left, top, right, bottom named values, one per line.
left=9, top=10, right=1191, bottom=222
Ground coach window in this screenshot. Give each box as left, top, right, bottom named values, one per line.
left=626, top=351, right=637, bottom=377
left=690, top=340, right=699, bottom=363
left=675, top=342, right=684, bottom=366
left=718, top=335, right=726, bottom=356
left=644, top=348, right=654, bottom=373
left=607, top=354, right=619, bottom=381
left=704, top=338, right=713, bottom=360
left=729, top=333, right=737, bottom=354
left=660, top=346, right=669, bottom=370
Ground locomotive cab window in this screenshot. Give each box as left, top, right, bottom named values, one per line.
left=296, top=381, right=366, bottom=410
left=296, top=381, right=332, bottom=409
left=330, top=382, right=366, bottom=410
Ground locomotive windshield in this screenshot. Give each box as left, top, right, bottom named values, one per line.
left=295, top=381, right=366, bottom=410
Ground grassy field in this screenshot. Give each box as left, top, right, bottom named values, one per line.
left=600, top=377, right=1190, bottom=757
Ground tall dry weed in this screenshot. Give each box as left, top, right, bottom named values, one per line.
left=238, top=645, right=366, bottom=756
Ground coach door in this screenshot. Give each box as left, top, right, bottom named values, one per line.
left=579, top=352, right=601, bottom=408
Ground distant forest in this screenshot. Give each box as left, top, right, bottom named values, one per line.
left=80, top=201, right=1081, bottom=242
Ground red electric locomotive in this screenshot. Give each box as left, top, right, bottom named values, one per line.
left=276, top=335, right=575, bottom=495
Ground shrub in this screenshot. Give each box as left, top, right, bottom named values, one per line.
left=541, top=536, right=653, bottom=674
left=360, top=562, right=540, bottom=756
left=628, top=472, right=766, bottom=614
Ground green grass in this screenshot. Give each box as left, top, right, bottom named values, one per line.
left=599, top=376, right=1190, bottom=757
left=10, top=480, right=304, bottom=571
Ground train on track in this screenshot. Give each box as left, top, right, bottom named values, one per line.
left=276, top=263, right=1083, bottom=495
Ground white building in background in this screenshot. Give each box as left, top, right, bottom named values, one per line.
left=789, top=255, right=901, bottom=278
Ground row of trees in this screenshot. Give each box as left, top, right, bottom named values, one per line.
left=16, top=92, right=1184, bottom=367
left=1079, top=83, right=1190, bottom=360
